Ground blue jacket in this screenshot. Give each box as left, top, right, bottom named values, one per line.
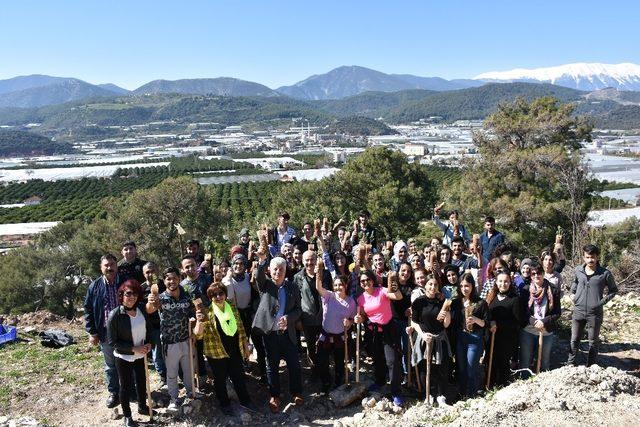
left=480, top=230, right=505, bottom=261
left=84, top=274, right=128, bottom=342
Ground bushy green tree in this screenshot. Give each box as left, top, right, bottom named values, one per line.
left=447, top=97, right=593, bottom=257
left=271, top=147, right=437, bottom=240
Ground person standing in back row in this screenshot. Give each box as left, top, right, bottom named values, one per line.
left=567, top=244, right=617, bottom=367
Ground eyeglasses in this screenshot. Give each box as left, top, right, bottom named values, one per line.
left=123, top=291, right=137, bottom=297
left=360, top=279, right=371, bottom=284
left=212, top=292, right=226, bottom=299
left=530, top=272, right=542, bottom=276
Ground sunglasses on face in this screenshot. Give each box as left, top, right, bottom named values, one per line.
left=360, top=279, right=371, bottom=285
left=530, top=271, right=542, bottom=276
left=212, top=292, right=226, bottom=299
left=123, top=291, right=137, bottom=297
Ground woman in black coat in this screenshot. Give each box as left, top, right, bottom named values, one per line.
left=107, top=279, right=152, bottom=427
left=486, top=271, right=521, bottom=389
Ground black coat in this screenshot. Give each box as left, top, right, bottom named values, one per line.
left=107, top=304, right=152, bottom=356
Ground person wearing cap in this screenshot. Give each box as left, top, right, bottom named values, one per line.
left=118, top=241, right=146, bottom=284
left=238, top=228, right=250, bottom=252
left=223, top=253, right=267, bottom=379
left=269, top=212, right=297, bottom=257
left=514, top=258, right=533, bottom=296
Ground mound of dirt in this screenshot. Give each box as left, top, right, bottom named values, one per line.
left=2, top=310, right=64, bottom=328
left=341, top=365, right=640, bottom=426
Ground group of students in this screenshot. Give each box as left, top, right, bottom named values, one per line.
left=84, top=208, right=618, bottom=427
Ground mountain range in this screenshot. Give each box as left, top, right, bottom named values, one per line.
left=0, top=62, right=639, bottom=108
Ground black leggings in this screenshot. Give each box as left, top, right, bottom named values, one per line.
left=114, top=357, right=147, bottom=418
left=317, top=335, right=346, bottom=388
left=365, top=323, right=402, bottom=395
left=206, top=356, right=251, bottom=407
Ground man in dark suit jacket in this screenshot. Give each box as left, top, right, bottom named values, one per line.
left=252, top=250, right=303, bottom=413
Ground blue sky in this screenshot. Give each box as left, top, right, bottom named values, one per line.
left=1, top=0, right=638, bottom=89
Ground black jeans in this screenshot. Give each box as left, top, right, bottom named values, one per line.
left=263, top=332, right=302, bottom=398
left=418, top=351, right=449, bottom=398
left=568, top=315, right=603, bottom=366
left=317, top=333, right=346, bottom=388
left=364, top=323, right=402, bottom=396
left=206, top=356, right=251, bottom=407
left=302, top=324, right=321, bottom=376
left=114, top=357, right=147, bottom=418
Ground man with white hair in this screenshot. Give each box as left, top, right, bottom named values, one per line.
left=252, top=249, right=303, bottom=413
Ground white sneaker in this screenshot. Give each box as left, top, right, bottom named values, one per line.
left=436, top=395, right=447, bottom=407
left=167, top=401, right=179, bottom=412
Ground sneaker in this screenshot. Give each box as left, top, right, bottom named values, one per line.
left=436, top=395, right=447, bottom=407
left=106, top=393, right=120, bottom=408
left=167, top=401, right=179, bottom=412
left=392, top=396, right=403, bottom=407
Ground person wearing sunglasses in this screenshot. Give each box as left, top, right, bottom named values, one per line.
left=107, top=279, right=152, bottom=427
left=354, top=270, right=403, bottom=406
left=518, top=262, right=561, bottom=377
left=193, top=282, right=255, bottom=415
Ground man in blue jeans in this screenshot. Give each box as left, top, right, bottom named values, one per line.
left=84, top=254, right=128, bottom=408
left=252, top=246, right=303, bottom=413
left=141, top=261, right=166, bottom=386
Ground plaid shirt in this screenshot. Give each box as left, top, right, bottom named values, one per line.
left=200, top=303, right=247, bottom=360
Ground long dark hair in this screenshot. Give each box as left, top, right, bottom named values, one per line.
left=486, top=271, right=514, bottom=305
left=457, top=272, right=480, bottom=302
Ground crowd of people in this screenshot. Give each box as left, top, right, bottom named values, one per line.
left=84, top=208, right=619, bottom=427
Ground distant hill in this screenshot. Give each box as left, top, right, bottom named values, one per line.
left=97, top=83, right=130, bottom=95
left=475, top=63, right=640, bottom=92
left=0, top=130, right=76, bottom=156
left=0, top=76, right=117, bottom=108
left=314, top=89, right=435, bottom=117
left=133, top=78, right=279, bottom=97
left=386, top=82, right=585, bottom=123
left=391, top=75, right=482, bottom=91
left=326, top=116, right=398, bottom=136
left=592, top=104, right=640, bottom=130
left=1, top=82, right=638, bottom=136
left=276, top=66, right=480, bottom=100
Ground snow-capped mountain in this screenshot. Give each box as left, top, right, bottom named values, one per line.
left=475, top=63, right=640, bottom=91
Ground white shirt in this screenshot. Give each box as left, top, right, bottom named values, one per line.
left=114, top=308, right=146, bottom=362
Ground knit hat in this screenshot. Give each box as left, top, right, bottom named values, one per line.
left=232, top=253, right=247, bottom=265
left=238, top=228, right=249, bottom=238
left=521, top=258, right=533, bottom=268
left=230, top=245, right=246, bottom=258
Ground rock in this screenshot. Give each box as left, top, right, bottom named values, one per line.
left=110, top=408, right=120, bottom=420
left=191, top=399, right=202, bottom=412
left=392, top=405, right=403, bottom=414
left=329, top=383, right=368, bottom=408
left=353, top=412, right=365, bottom=423
left=55, top=378, right=65, bottom=384
left=183, top=405, right=193, bottom=415
left=333, top=421, right=343, bottom=427
left=366, top=397, right=376, bottom=408
left=375, top=400, right=387, bottom=411
left=240, top=412, right=252, bottom=423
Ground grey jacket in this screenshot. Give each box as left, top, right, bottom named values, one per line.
left=293, top=269, right=332, bottom=327
left=571, top=264, right=617, bottom=319
left=252, top=260, right=302, bottom=344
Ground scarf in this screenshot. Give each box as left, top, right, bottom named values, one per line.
left=528, top=279, right=554, bottom=311
left=211, top=301, right=238, bottom=337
